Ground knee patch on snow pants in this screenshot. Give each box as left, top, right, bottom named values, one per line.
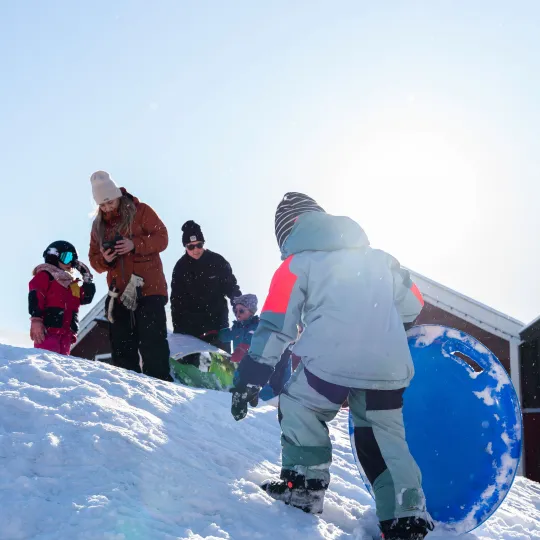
left=278, top=367, right=346, bottom=486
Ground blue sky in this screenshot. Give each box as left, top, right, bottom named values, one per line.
left=1, top=1, right=539, bottom=346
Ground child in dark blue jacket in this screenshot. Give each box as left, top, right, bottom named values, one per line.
left=219, top=294, right=260, bottom=363
left=221, top=294, right=294, bottom=401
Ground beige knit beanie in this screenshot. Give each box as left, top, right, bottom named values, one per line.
left=90, top=170, right=122, bottom=205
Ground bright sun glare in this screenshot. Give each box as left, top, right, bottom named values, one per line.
left=335, top=126, right=480, bottom=252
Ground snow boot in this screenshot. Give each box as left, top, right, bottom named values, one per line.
left=380, top=516, right=433, bottom=540
left=260, top=470, right=327, bottom=514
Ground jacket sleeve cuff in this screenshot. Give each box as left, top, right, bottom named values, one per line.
left=237, top=354, right=274, bottom=387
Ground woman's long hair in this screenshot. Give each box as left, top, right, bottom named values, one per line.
left=92, top=195, right=137, bottom=244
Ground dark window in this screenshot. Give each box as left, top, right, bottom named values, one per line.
left=520, top=338, right=540, bottom=409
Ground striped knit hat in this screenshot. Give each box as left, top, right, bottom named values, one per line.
left=275, top=192, right=325, bottom=249
left=233, top=294, right=258, bottom=314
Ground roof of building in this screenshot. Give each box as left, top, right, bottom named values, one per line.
left=408, top=269, right=523, bottom=341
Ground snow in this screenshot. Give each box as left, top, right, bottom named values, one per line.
left=408, top=325, right=445, bottom=347
left=0, top=344, right=539, bottom=539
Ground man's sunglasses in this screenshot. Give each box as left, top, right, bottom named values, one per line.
left=59, top=251, right=76, bottom=265
left=235, top=308, right=246, bottom=315
left=186, top=242, right=204, bottom=251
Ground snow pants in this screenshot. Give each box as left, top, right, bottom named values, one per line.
left=36, top=332, right=72, bottom=355
left=279, top=365, right=426, bottom=523
left=109, top=295, right=172, bottom=381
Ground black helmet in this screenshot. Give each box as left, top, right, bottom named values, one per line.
left=43, top=240, right=78, bottom=267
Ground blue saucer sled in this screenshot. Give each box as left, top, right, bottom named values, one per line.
left=349, top=324, right=522, bottom=534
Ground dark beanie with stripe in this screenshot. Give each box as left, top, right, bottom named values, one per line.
left=275, top=192, right=325, bottom=249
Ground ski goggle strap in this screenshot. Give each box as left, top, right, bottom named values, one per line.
left=59, top=251, right=76, bottom=265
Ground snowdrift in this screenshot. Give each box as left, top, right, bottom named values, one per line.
left=0, top=344, right=539, bottom=539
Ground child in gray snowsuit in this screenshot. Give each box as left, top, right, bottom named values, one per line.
left=231, top=193, right=432, bottom=540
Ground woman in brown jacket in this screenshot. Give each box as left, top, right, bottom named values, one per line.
left=88, top=170, right=171, bottom=381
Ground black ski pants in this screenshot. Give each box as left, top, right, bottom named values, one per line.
left=109, top=295, right=172, bottom=381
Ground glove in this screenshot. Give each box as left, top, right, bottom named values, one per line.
left=230, top=383, right=261, bottom=421
left=30, top=317, right=46, bottom=344
left=230, top=342, right=249, bottom=363
left=120, top=274, right=144, bottom=311
left=230, top=354, right=274, bottom=421
left=74, top=260, right=94, bottom=283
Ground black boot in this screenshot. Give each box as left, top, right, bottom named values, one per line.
left=260, top=470, right=327, bottom=514
left=380, top=517, right=433, bottom=540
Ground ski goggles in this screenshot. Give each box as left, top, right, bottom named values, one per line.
left=59, top=251, right=76, bottom=265
left=186, top=242, right=204, bottom=251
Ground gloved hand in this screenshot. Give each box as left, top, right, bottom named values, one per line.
left=30, top=317, right=46, bottom=344
left=230, top=383, right=261, bottom=421
left=230, top=342, right=249, bottom=363
left=120, top=274, right=144, bottom=311
left=231, top=354, right=274, bottom=420
left=74, top=260, right=94, bottom=283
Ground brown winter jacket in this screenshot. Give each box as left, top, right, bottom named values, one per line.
left=89, top=189, right=169, bottom=300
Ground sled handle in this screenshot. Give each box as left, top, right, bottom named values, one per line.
left=409, top=325, right=511, bottom=384
left=441, top=337, right=492, bottom=375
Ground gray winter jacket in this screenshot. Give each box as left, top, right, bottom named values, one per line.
left=248, top=212, right=424, bottom=390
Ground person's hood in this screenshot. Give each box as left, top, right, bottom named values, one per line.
left=32, top=264, right=74, bottom=288
left=280, top=212, right=369, bottom=260
left=120, top=188, right=140, bottom=205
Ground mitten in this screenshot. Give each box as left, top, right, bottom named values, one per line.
left=74, top=260, right=94, bottom=283
left=120, top=274, right=144, bottom=311
left=231, top=342, right=250, bottom=363
left=230, top=383, right=261, bottom=421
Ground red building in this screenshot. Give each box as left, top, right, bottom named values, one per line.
left=73, top=269, right=539, bottom=482
left=72, top=298, right=111, bottom=364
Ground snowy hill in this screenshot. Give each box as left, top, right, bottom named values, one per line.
left=0, top=344, right=539, bottom=540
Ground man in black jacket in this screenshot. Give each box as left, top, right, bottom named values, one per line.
left=171, top=220, right=241, bottom=353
